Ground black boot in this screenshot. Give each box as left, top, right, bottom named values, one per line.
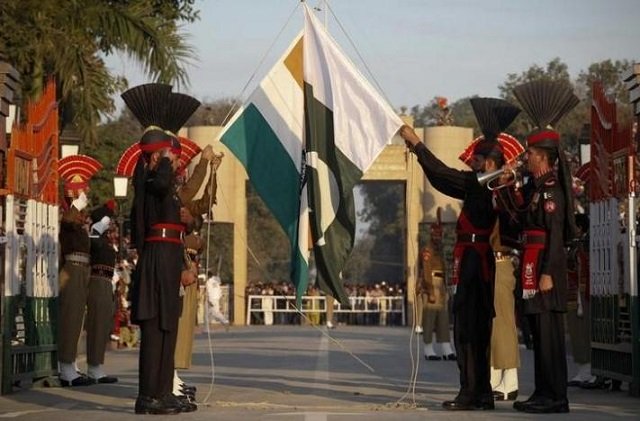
left=134, top=395, right=181, bottom=415
left=166, top=394, right=197, bottom=413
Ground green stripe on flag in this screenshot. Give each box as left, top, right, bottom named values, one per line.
left=304, top=82, right=362, bottom=306
left=222, top=103, right=301, bottom=231
left=222, top=103, right=309, bottom=296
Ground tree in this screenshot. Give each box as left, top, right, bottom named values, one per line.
left=0, top=0, right=197, bottom=144
left=575, top=59, right=634, bottom=128
left=359, top=181, right=405, bottom=284
left=246, top=184, right=291, bottom=285
left=410, top=96, right=477, bottom=130
left=498, top=57, right=575, bottom=141
left=186, top=98, right=239, bottom=126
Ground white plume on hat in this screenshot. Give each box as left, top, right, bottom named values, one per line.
left=91, top=216, right=111, bottom=235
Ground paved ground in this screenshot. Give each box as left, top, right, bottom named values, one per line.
left=1, top=325, right=639, bottom=420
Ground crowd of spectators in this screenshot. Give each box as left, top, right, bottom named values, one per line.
left=245, top=281, right=406, bottom=326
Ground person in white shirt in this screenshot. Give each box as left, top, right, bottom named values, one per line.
left=206, top=272, right=229, bottom=326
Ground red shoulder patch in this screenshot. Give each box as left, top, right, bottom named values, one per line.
left=544, top=200, right=556, bottom=213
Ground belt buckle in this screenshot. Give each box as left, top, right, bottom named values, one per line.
left=471, top=233, right=476, bottom=242
left=161, top=228, right=167, bottom=238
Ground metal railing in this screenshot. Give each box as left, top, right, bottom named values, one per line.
left=245, top=295, right=405, bottom=326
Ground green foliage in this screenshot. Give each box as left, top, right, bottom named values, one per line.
left=358, top=182, right=405, bottom=284
left=186, top=98, right=240, bottom=126
left=410, top=96, right=477, bottom=132
left=88, top=109, right=140, bottom=207
left=0, top=0, right=196, bottom=145
left=246, top=184, right=291, bottom=285
left=201, top=222, right=234, bottom=283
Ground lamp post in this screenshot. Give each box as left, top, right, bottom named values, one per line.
left=60, top=144, right=79, bottom=159
left=113, top=176, right=129, bottom=260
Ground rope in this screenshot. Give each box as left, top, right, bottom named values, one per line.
left=195, top=0, right=424, bottom=409
left=325, top=1, right=395, bottom=107
left=216, top=1, right=302, bottom=130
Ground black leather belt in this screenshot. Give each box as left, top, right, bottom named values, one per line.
left=457, top=233, right=490, bottom=243
left=91, top=264, right=115, bottom=279
left=146, top=228, right=184, bottom=240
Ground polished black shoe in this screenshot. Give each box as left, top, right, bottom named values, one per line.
left=134, top=395, right=181, bottom=415
left=426, top=355, right=442, bottom=361
left=89, top=375, right=118, bottom=384
left=475, top=397, right=495, bottom=410
left=60, top=375, right=93, bottom=387
left=513, top=395, right=540, bottom=411
left=442, top=398, right=476, bottom=410
left=522, top=398, right=569, bottom=414
left=567, top=379, right=583, bottom=387
left=170, top=394, right=197, bottom=413
left=493, top=389, right=518, bottom=401
left=445, top=353, right=457, bottom=361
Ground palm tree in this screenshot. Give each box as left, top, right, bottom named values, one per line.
left=0, top=0, right=196, bottom=144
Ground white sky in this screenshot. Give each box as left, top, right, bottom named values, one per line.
left=105, top=0, right=640, bottom=113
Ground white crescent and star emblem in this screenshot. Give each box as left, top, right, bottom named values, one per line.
left=306, top=151, right=340, bottom=246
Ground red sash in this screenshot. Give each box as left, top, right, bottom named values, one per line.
left=450, top=211, right=492, bottom=293
left=521, top=229, right=546, bottom=299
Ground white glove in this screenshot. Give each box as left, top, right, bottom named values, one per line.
left=71, top=192, right=88, bottom=211
left=91, top=216, right=111, bottom=235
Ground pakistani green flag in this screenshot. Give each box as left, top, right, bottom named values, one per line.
left=220, top=5, right=402, bottom=306
left=220, top=33, right=310, bottom=302
left=303, top=5, right=403, bottom=305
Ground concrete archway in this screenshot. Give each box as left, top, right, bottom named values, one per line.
left=183, top=125, right=472, bottom=325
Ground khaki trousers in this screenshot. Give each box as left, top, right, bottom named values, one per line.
left=86, top=275, right=115, bottom=365
left=175, top=283, right=198, bottom=369
left=57, top=262, right=90, bottom=363
left=490, top=259, right=520, bottom=369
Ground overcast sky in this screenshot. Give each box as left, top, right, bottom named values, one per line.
left=106, top=0, right=640, bottom=111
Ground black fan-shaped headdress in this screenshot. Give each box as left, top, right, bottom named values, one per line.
left=470, top=97, right=520, bottom=142
left=513, top=80, right=579, bottom=148
left=512, top=80, right=579, bottom=244
left=164, top=92, right=201, bottom=135
left=121, top=83, right=173, bottom=128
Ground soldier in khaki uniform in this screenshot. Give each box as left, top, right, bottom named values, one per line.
left=173, top=144, right=222, bottom=400
left=489, top=221, right=520, bottom=400
left=57, top=155, right=103, bottom=387
left=419, top=219, right=455, bottom=361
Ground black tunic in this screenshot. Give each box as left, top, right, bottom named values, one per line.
left=131, top=158, right=184, bottom=331
left=522, top=172, right=567, bottom=314
left=413, top=143, right=496, bottom=311
left=413, top=142, right=497, bottom=401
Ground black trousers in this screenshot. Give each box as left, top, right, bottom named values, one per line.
left=138, top=317, right=178, bottom=398
left=453, top=308, right=493, bottom=401
left=528, top=311, right=568, bottom=401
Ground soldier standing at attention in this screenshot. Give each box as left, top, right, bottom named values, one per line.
left=510, top=80, right=579, bottom=414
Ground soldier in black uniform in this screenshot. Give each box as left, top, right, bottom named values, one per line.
left=510, top=80, right=579, bottom=414
left=400, top=97, right=520, bottom=410
left=122, top=84, right=200, bottom=415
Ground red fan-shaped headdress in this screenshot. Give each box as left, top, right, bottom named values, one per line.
left=116, top=137, right=202, bottom=177
left=58, top=155, right=103, bottom=198
left=458, top=133, right=524, bottom=167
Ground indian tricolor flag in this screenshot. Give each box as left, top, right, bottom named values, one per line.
left=221, top=4, right=403, bottom=305
left=220, top=33, right=310, bottom=301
